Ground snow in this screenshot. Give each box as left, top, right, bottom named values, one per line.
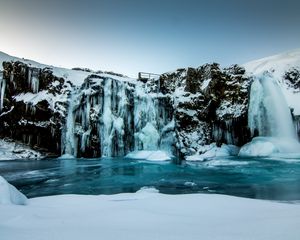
left=239, top=137, right=279, bottom=157
left=243, top=49, right=300, bottom=76
left=216, top=100, right=246, bottom=119
left=239, top=137, right=300, bottom=157
left=0, top=185, right=300, bottom=240
left=186, top=143, right=239, bottom=161
left=14, top=90, right=68, bottom=113
left=125, top=150, right=172, bottom=161
left=58, top=154, right=76, bottom=159
left=0, top=176, right=27, bottom=205
left=0, top=139, right=42, bottom=160
left=200, top=78, right=211, bottom=91
left=0, top=51, right=136, bottom=87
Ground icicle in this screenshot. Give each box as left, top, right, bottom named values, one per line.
left=0, top=72, right=6, bottom=112
left=100, top=78, right=113, bottom=157
left=28, top=69, right=32, bottom=89
left=31, top=76, right=39, bottom=93
left=28, top=69, right=39, bottom=93
left=81, top=129, right=91, bottom=152
left=10, top=72, right=14, bottom=82
left=62, top=92, right=78, bottom=157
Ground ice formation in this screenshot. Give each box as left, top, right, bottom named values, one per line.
left=61, top=77, right=174, bottom=158
left=0, top=72, right=5, bottom=112
left=240, top=73, right=300, bottom=157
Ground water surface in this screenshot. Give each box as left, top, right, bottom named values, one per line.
left=1, top=156, right=300, bottom=201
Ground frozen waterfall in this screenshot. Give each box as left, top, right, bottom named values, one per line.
left=248, top=73, right=296, bottom=139
left=61, top=77, right=174, bottom=158
left=240, top=73, right=300, bottom=156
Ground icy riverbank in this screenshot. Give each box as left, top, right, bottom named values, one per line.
left=0, top=186, right=299, bottom=240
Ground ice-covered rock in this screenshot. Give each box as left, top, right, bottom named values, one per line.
left=239, top=137, right=300, bottom=157
left=0, top=139, right=42, bottom=160
left=0, top=175, right=27, bottom=205
left=186, top=143, right=239, bottom=161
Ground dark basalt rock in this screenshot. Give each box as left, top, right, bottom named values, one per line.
left=0, top=61, right=65, bottom=156
left=159, top=63, right=252, bottom=156
left=284, top=68, right=300, bottom=90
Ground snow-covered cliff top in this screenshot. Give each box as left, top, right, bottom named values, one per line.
left=244, top=49, right=300, bottom=115
left=243, top=48, right=300, bottom=77
left=0, top=51, right=136, bottom=86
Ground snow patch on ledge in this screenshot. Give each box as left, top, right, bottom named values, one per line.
left=125, top=150, right=172, bottom=161
left=0, top=139, right=42, bottom=160
left=186, top=143, right=239, bottom=161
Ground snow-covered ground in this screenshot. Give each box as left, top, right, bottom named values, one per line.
left=0, top=184, right=299, bottom=240
left=0, top=139, right=42, bottom=160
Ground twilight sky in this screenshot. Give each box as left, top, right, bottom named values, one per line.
left=0, top=0, right=300, bottom=77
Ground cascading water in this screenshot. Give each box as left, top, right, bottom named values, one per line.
left=240, top=73, right=300, bottom=156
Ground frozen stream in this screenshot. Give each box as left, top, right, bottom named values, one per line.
left=1, top=156, right=300, bottom=201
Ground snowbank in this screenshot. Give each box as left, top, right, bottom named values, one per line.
left=239, top=137, right=300, bottom=157
left=0, top=176, right=27, bottom=205
left=0, top=187, right=299, bottom=240
left=125, top=150, right=172, bottom=161
left=186, top=143, right=239, bottom=161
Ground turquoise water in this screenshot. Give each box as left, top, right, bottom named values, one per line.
left=1, top=156, right=300, bottom=200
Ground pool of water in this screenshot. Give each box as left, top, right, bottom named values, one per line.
left=1, top=156, right=300, bottom=201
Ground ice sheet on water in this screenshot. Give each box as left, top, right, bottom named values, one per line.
left=125, top=150, right=172, bottom=161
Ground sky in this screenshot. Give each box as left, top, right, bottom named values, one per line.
left=0, top=0, right=300, bottom=77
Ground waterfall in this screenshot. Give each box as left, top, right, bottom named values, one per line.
left=248, top=74, right=296, bottom=139
left=240, top=73, right=300, bottom=156
left=60, top=76, right=175, bottom=158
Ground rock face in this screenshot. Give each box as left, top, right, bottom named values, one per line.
left=0, top=61, right=69, bottom=156
left=1, top=49, right=300, bottom=159
left=160, top=63, right=251, bottom=157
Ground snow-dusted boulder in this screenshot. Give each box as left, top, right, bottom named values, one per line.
left=186, top=143, right=239, bottom=161
left=0, top=176, right=27, bottom=205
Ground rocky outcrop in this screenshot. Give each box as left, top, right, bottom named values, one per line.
left=160, top=63, right=252, bottom=157
left=0, top=61, right=69, bottom=156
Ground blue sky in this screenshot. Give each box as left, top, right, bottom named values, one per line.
left=0, top=0, right=300, bottom=77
